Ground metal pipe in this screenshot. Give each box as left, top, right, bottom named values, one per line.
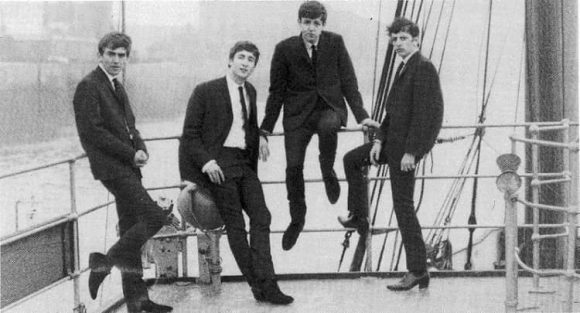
left=531, top=127, right=540, bottom=288
left=1, top=213, right=73, bottom=245
left=259, top=172, right=568, bottom=185
left=504, top=193, right=518, bottom=313
left=561, top=119, right=575, bottom=313
left=68, top=160, right=83, bottom=312
left=510, top=135, right=580, bottom=150
left=149, top=223, right=577, bottom=241
left=514, top=248, right=580, bottom=279
left=530, top=177, right=571, bottom=186
left=516, top=199, right=576, bottom=214
left=531, top=231, right=568, bottom=241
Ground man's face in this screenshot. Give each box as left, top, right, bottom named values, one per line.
left=99, top=47, right=128, bottom=76
left=390, top=31, right=418, bottom=59
left=299, top=17, right=324, bottom=44
left=228, top=50, right=256, bottom=82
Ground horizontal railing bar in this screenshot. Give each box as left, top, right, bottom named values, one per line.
left=514, top=248, right=580, bottom=279
left=150, top=223, right=576, bottom=240
left=77, top=200, right=116, bottom=218
left=535, top=125, right=569, bottom=132
left=1, top=213, right=74, bottom=245
left=259, top=172, right=566, bottom=185
left=3, top=121, right=578, bottom=180
left=531, top=177, right=571, bottom=186
left=510, top=136, right=580, bottom=150
left=267, top=121, right=577, bottom=136
left=532, top=231, right=568, bottom=241
left=516, top=199, right=577, bottom=214
left=0, top=156, right=85, bottom=180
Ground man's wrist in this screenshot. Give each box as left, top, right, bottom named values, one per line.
left=373, top=139, right=382, bottom=145
left=259, top=129, right=270, bottom=141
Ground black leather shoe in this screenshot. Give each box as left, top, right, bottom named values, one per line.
left=140, top=300, right=173, bottom=312
left=337, top=215, right=369, bottom=234
left=88, top=252, right=111, bottom=300
left=251, top=287, right=266, bottom=301
left=386, top=272, right=430, bottom=291
left=323, top=171, right=340, bottom=204
left=282, top=222, right=304, bottom=251
left=261, top=284, right=294, bottom=305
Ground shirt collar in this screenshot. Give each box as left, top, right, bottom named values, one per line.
left=302, top=36, right=319, bottom=50
left=401, top=50, right=418, bottom=65
left=226, top=73, right=245, bottom=91
left=98, top=64, right=118, bottom=86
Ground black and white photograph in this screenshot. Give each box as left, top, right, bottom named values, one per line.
left=0, top=1, right=578, bottom=312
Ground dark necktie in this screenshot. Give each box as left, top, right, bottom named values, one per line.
left=113, top=78, right=131, bottom=137
left=394, top=62, right=405, bottom=80
left=311, top=44, right=318, bottom=68
left=238, top=86, right=249, bottom=130
left=112, top=78, right=125, bottom=104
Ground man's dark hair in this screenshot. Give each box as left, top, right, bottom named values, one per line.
left=228, top=41, right=260, bottom=65
left=387, top=17, right=420, bottom=38
left=98, top=32, right=132, bottom=56
left=298, top=1, right=327, bottom=24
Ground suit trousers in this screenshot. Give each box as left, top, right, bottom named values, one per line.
left=284, top=106, right=341, bottom=223
left=101, top=173, right=166, bottom=306
left=343, top=142, right=427, bottom=274
left=208, top=148, right=276, bottom=287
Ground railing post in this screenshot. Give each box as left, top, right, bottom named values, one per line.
left=504, top=191, right=518, bottom=313
left=529, top=125, right=541, bottom=290
left=364, top=130, right=373, bottom=273
left=561, top=119, right=576, bottom=313
left=496, top=152, right=522, bottom=313
left=69, top=160, right=85, bottom=313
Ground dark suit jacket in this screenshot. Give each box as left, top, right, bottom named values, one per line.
left=73, top=67, right=147, bottom=181
left=260, top=31, right=369, bottom=133
left=179, top=77, right=260, bottom=188
left=376, top=52, right=444, bottom=158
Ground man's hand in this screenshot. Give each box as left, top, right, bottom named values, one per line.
left=400, top=153, right=416, bottom=172
left=134, top=150, right=148, bottom=167
left=361, top=118, right=381, bottom=131
left=259, top=136, right=270, bottom=162
left=203, top=161, right=225, bottom=185
left=370, top=141, right=382, bottom=166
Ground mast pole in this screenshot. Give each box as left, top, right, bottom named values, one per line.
left=524, top=0, right=577, bottom=269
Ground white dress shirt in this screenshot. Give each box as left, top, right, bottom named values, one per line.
left=223, top=74, right=249, bottom=149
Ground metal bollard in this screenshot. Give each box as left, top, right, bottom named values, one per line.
left=197, top=229, right=222, bottom=287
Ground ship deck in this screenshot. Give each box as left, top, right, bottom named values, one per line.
left=106, top=272, right=580, bottom=313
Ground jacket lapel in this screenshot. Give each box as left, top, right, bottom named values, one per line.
left=395, top=52, right=420, bottom=82
left=294, top=35, right=312, bottom=67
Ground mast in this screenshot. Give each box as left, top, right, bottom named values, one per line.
left=524, top=0, right=578, bottom=268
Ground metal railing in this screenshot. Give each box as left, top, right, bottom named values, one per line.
left=1, top=121, right=578, bottom=313
left=498, top=119, right=579, bottom=313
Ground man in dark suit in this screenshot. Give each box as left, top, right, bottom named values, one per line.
left=73, top=32, right=172, bottom=312
left=179, top=41, right=293, bottom=305
left=338, top=17, right=444, bottom=290
left=260, top=0, right=379, bottom=251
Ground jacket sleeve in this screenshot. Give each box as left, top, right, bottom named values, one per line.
left=337, top=35, right=369, bottom=123
left=181, top=84, right=213, bottom=169
left=73, top=80, right=136, bottom=163
left=260, top=43, right=288, bottom=133
left=405, top=61, right=444, bottom=157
